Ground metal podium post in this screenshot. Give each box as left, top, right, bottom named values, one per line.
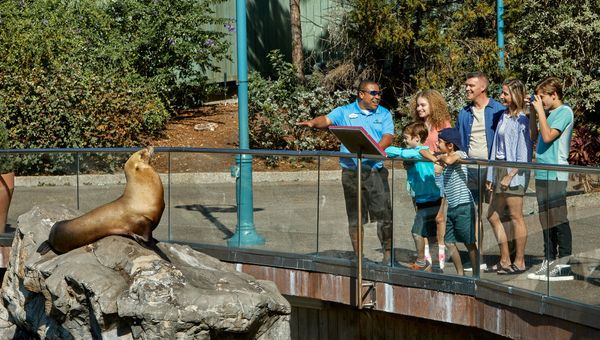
left=357, top=149, right=363, bottom=309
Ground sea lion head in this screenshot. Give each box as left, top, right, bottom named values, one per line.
left=124, top=146, right=160, bottom=183
left=126, top=146, right=153, bottom=169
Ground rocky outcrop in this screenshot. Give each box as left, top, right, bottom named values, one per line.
left=0, top=205, right=291, bottom=339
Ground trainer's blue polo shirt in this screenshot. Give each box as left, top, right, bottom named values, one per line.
left=327, top=100, right=394, bottom=169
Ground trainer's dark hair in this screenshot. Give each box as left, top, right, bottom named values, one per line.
left=357, top=80, right=378, bottom=95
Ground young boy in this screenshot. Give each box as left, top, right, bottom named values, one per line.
left=436, top=127, right=478, bottom=276
left=527, top=77, right=574, bottom=281
left=386, top=122, right=442, bottom=271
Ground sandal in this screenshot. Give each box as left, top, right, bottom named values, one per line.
left=498, top=264, right=526, bottom=275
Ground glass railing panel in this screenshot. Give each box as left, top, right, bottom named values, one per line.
left=477, top=162, right=541, bottom=290
left=545, top=167, right=600, bottom=306
left=388, top=156, right=480, bottom=277
left=388, top=158, right=418, bottom=270
left=464, top=163, right=485, bottom=279
left=9, top=152, right=79, bottom=230
left=242, top=153, right=321, bottom=254
left=160, top=151, right=237, bottom=246
left=74, top=151, right=130, bottom=218
left=315, top=155, right=359, bottom=263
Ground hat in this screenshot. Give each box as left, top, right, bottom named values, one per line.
left=438, top=128, right=463, bottom=151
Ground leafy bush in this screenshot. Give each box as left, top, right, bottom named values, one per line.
left=249, top=51, right=354, bottom=158
left=323, top=0, right=502, bottom=106
left=0, top=0, right=229, bottom=174
left=504, top=0, right=600, bottom=166
left=0, top=67, right=168, bottom=174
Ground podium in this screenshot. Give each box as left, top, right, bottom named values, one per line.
left=329, top=126, right=387, bottom=309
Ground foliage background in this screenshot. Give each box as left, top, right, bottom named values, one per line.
left=250, top=0, right=600, bottom=166
left=0, top=0, right=229, bottom=173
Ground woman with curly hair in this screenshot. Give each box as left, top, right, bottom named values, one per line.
left=409, top=89, right=452, bottom=152
left=408, top=90, right=452, bottom=268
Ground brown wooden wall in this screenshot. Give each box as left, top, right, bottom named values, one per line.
left=288, top=297, right=505, bottom=340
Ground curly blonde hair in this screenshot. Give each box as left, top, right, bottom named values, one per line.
left=409, top=89, right=451, bottom=130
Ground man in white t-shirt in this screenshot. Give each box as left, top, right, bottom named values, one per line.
left=456, top=72, right=506, bottom=182
left=455, top=72, right=505, bottom=271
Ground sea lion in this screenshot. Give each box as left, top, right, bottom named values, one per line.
left=47, top=147, right=165, bottom=254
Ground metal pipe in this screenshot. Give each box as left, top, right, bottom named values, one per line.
left=357, top=153, right=363, bottom=309
left=227, top=0, right=264, bottom=247
left=497, top=0, right=505, bottom=69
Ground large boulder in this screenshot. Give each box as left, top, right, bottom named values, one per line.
left=0, top=205, right=291, bottom=339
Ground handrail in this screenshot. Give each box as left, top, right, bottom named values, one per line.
left=2, top=147, right=598, bottom=174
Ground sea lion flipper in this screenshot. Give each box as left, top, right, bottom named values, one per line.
left=37, top=241, right=54, bottom=255
left=131, top=233, right=149, bottom=245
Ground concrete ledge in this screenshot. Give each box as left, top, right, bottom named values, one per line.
left=14, top=170, right=346, bottom=187
left=14, top=170, right=409, bottom=187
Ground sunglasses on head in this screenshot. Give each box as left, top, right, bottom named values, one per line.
left=360, top=90, right=382, bottom=96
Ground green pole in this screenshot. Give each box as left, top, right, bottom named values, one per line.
left=228, top=0, right=265, bottom=247
left=497, top=0, right=505, bottom=69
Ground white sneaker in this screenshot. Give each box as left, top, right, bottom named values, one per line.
left=527, top=260, right=551, bottom=280
left=464, top=263, right=487, bottom=272
left=538, top=264, right=574, bottom=281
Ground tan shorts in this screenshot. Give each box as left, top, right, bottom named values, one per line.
left=493, top=167, right=525, bottom=196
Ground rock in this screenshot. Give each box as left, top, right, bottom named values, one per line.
left=194, top=123, right=219, bottom=132
left=0, top=205, right=291, bottom=339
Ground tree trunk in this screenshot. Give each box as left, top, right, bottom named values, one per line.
left=290, top=0, right=304, bottom=80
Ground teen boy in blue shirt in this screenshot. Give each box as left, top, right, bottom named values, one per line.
left=527, top=77, right=575, bottom=281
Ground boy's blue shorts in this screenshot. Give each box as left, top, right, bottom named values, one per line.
left=445, top=202, right=476, bottom=244
left=412, top=198, right=442, bottom=237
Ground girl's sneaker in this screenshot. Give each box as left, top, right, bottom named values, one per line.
left=438, top=247, right=446, bottom=269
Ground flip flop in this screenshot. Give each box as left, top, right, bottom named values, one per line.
left=498, top=264, right=526, bottom=275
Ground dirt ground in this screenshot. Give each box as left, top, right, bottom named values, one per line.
left=147, top=102, right=339, bottom=172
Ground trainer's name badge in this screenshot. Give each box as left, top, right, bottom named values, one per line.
left=349, top=113, right=359, bottom=119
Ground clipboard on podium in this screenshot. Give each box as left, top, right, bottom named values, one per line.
left=329, top=125, right=387, bottom=157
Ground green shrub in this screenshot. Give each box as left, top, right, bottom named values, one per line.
left=323, top=0, right=502, bottom=107
left=0, top=0, right=228, bottom=174
left=0, top=67, right=168, bottom=174
left=249, top=51, right=354, bottom=161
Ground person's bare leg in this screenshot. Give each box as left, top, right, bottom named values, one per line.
left=436, top=199, right=447, bottom=268
left=413, top=233, right=425, bottom=261
left=506, top=195, right=527, bottom=270
left=0, top=172, right=14, bottom=233
left=0, top=172, right=14, bottom=266
left=466, top=243, right=478, bottom=276
left=446, top=243, right=463, bottom=275
left=487, top=194, right=511, bottom=268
